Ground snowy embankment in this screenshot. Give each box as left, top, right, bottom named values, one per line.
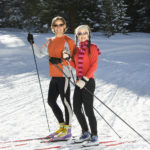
left=0, top=28, right=150, bottom=150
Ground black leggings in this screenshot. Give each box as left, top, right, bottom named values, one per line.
left=73, top=78, right=97, bottom=136
left=48, top=77, right=72, bottom=125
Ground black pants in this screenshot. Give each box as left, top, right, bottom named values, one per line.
left=73, top=78, right=97, bottom=136
left=48, top=77, right=72, bottom=125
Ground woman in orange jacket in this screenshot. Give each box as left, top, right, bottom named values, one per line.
left=64, top=25, right=101, bottom=146
left=27, top=16, right=75, bottom=141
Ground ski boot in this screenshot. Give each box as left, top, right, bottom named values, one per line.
left=44, top=123, right=65, bottom=139
left=82, top=135, right=99, bottom=147
left=51, top=125, right=72, bottom=141
left=74, top=131, right=91, bottom=143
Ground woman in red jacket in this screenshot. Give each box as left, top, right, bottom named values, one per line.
left=66, top=25, right=101, bottom=146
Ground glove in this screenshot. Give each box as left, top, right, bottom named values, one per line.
left=62, top=50, right=70, bottom=61
left=76, top=76, right=89, bottom=89
left=49, top=57, right=62, bottom=64
left=27, top=32, right=34, bottom=44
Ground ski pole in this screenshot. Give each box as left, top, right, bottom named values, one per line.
left=64, top=60, right=121, bottom=137
left=66, top=60, right=76, bottom=84
left=84, top=87, right=150, bottom=145
left=54, top=62, right=150, bottom=146
left=66, top=60, right=97, bottom=135
left=53, top=62, right=121, bottom=138
left=30, top=43, right=50, bottom=132
left=93, top=107, right=121, bottom=138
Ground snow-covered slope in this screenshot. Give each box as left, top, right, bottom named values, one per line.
left=0, top=28, right=150, bottom=150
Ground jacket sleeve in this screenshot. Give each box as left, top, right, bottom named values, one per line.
left=32, top=39, right=49, bottom=58
left=85, top=45, right=100, bottom=78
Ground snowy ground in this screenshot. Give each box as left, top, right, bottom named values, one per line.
left=0, top=28, right=150, bottom=150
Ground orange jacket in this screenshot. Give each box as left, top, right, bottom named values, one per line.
left=43, top=35, right=75, bottom=77
left=70, top=44, right=101, bottom=79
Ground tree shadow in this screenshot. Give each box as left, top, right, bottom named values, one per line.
left=0, top=30, right=150, bottom=97
left=95, top=49, right=150, bottom=97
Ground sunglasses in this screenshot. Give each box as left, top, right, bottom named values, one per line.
left=53, top=23, right=64, bottom=27
left=77, top=32, right=88, bottom=36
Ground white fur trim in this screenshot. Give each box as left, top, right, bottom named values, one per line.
left=83, top=76, right=89, bottom=82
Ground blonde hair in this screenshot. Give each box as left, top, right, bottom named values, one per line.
left=51, top=16, right=67, bottom=33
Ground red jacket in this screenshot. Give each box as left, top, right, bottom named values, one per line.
left=70, top=44, right=101, bottom=79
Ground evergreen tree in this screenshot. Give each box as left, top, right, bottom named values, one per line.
left=37, top=0, right=101, bottom=33
left=21, top=0, right=42, bottom=32
left=101, top=0, right=115, bottom=37
left=34, top=0, right=78, bottom=33
left=101, top=0, right=129, bottom=37
left=1, top=0, right=149, bottom=34
left=134, top=0, right=150, bottom=32
left=0, top=0, right=5, bottom=27
left=0, top=0, right=23, bottom=28
left=125, top=0, right=150, bottom=33
left=8, top=0, right=23, bottom=28
left=125, top=0, right=138, bottom=32
left=60, top=0, right=79, bottom=32
left=143, top=1, right=150, bottom=32
left=76, top=0, right=102, bottom=32
left=38, top=0, right=64, bottom=32
left=113, top=0, right=129, bottom=33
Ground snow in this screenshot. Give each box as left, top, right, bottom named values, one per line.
left=0, top=28, right=150, bottom=150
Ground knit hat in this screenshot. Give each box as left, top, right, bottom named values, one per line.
left=75, top=25, right=90, bottom=36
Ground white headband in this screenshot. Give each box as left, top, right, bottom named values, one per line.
left=75, top=25, right=89, bottom=36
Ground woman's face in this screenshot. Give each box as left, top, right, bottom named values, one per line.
left=53, top=20, right=66, bottom=36
left=77, top=28, right=89, bottom=42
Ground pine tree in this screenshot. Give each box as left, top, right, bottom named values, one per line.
left=1, top=0, right=149, bottom=34
left=101, top=0, right=129, bottom=37
left=36, top=0, right=78, bottom=33
left=21, top=0, right=42, bottom=32
left=144, top=1, right=150, bottom=32
left=38, top=0, right=102, bottom=33
left=0, top=0, right=23, bottom=28
left=0, top=0, right=6, bottom=27
left=8, top=0, right=24, bottom=28
left=113, top=0, right=129, bottom=33
left=125, top=0, right=150, bottom=33
left=134, top=0, right=150, bottom=32
left=76, top=0, right=101, bottom=32
left=125, top=0, right=137, bottom=32
left=101, top=0, right=115, bottom=37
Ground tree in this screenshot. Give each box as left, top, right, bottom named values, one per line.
left=134, top=0, right=150, bottom=32
left=21, top=0, right=42, bottom=32
left=113, top=0, right=129, bottom=33
left=76, top=0, right=102, bottom=32
left=101, top=0, right=129, bottom=37
left=1, top=0, right=149, bottom=34
left=101, top=0, right=115, bottom=37
left=0, top=0, right=23, bottom=28
left=125, top=0, right=138, bottom=32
